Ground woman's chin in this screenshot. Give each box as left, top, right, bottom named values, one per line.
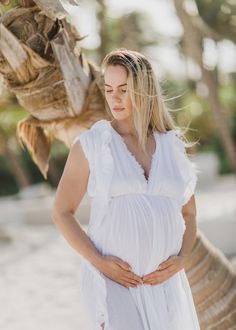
left=111, top=111, right=132, bottom=120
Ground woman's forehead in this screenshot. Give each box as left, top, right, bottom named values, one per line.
left=104, top=65, right=127, bottom=76
left=103, top=65, right=130, bottom=88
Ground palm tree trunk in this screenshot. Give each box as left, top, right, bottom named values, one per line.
left=186, top=230, right=236, bottom=328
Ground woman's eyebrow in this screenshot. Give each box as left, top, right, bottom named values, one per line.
left=104, top=83, right=127, bottom=87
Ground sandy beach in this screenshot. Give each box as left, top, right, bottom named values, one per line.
left=0, top=223, right=90, bottom=330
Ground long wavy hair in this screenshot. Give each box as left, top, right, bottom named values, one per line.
left=100, top=48, right=194, bottom=155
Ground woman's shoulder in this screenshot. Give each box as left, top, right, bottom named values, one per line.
left=74, top=119, right=107, bottom=141
left=72, top=119, right=112, bottom=154
left=89, top=119, right=110, bottom=132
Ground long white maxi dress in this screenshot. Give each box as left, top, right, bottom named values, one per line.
left=73, top=119, right=200, bottom=330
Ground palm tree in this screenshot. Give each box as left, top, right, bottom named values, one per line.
left=0, top=0, right=109, bottom=177
left=0, top=1, right=235, bottom=327
left=173, top=0, right=236, bottom=174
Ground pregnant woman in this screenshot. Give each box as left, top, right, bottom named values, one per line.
left=52, top=48, right=200, bottom=330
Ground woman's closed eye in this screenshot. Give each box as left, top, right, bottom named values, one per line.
left=105, top=90, right=127, bottom=93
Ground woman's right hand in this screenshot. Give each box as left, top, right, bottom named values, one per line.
left=98, top=255, right=143, bottom=288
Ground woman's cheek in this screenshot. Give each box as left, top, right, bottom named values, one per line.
left=125, top=97, right=133, bottom=113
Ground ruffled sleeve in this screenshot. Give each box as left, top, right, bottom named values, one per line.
left=71, top=120, right=114, bottom=202
left=72, top=130, right=96, bottom=197
left=170, top=129, right=198, bottom=206
left=72, top=131, right=94, bottom=167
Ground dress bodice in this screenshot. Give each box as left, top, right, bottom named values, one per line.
left=73, top=119, right=198, bottom=207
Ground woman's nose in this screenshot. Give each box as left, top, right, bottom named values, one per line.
left=111, top=91, right=121, bottom=101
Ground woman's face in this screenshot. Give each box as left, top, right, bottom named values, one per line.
left=104, top=65, right=133, bottom=121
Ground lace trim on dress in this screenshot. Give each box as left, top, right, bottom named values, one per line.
left=109, top=121, right=159, bottom=186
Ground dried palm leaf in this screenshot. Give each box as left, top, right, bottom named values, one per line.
left=0, top=1, right=109, bottom=176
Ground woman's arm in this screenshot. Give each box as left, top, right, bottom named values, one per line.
left=52, top=140, right=143, bottom=287
left=52, top=140, right=103, bottom=269
left=178, top=194, right=197, bottom=262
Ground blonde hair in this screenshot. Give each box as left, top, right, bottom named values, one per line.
left=101, top=48, right=192, bottom=154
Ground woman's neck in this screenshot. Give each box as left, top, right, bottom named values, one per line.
left=111, top=117, right=137, bottom=137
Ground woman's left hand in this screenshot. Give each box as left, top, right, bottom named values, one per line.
left=142, top=255, right=187, bottom=285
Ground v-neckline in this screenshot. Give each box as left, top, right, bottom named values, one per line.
left=108, top=120, right=158, bottom=185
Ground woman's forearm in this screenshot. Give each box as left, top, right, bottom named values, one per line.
left=52, top=211, right=103, bottom=269
left=178, top=214, right=197, bottom=259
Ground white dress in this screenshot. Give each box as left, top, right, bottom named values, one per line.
left=73, top=119, right=200, bottom=330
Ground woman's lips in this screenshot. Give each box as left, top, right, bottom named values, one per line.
left=113, top=108, right=125, bottom=112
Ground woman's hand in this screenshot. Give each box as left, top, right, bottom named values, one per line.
left=98, top=255, right=143, bottom=288
left=142, top=255, right=186, bottom=285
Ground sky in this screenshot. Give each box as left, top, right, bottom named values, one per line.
left=59, top=0, right=236, bottom=78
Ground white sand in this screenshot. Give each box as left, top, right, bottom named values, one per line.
left=0, top=224, right=90, bottom=330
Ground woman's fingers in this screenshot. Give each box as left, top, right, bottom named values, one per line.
left=105, top=257, right=143, bottom=287
left=129, top=270, right=142, bottom=280
left=119, top=272, right=143, bottom=287
left=115, top=259, right=131, bottom=271
left=125, top=278, right=140, bottom=286
left=115, top=271, right=140, bottom=287
left=121, top=279, right=138, bottom=288
left=124, top=270, right=143, bottom=284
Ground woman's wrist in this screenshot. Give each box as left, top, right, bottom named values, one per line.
left=178, top=251, right=189, bottom=258
left=177, top=253, right=189, bottom=266
left=90, top=252, right=105, bottom=271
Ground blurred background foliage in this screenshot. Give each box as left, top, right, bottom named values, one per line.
left=0, top=0, right=235, bottom=196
